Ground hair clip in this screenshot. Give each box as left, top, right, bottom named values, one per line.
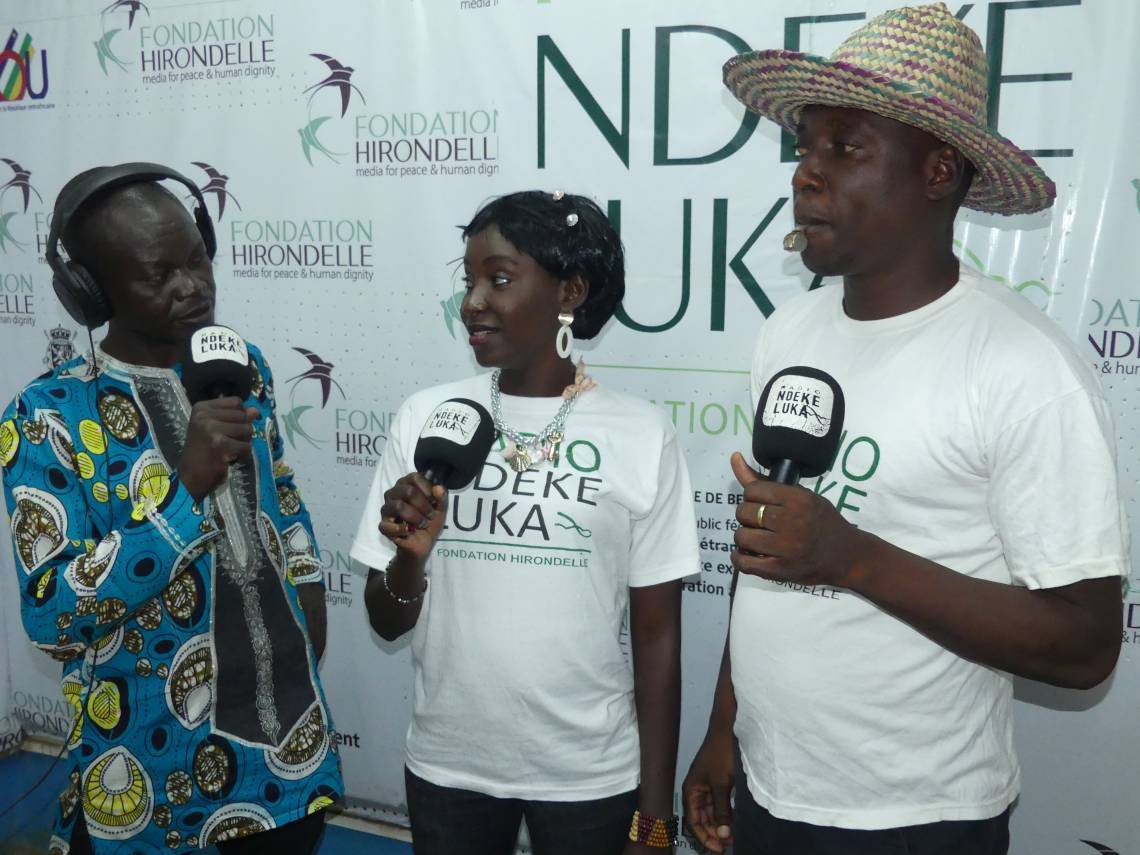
left=552, top=190, right=565, bottom=201
left=565, top=213, right=579, bottom=227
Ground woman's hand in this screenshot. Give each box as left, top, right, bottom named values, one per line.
left=377, top=472, right=448, bottom=560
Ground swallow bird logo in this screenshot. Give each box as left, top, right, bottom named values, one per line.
left=95, top=1, right=145, bottom=75
left=282, top=347, right=346, bottom=449
left=94, top=29, right=129, bottom=74
left=102, top=0, right=150, bottom=29
left=303, top=54, right=366, bottom=118
left=297, top=53, right=366, bottom=166
left=190, top=162, right=242, bottom=222
left=0, top=156, right=39, bottom=253
left=440, top=291, right=465, bottom=338
left=282, top=405, right=321, bottom=450
left=0, top=211, right=25, bottom=252
left=288, top=348, right=345, bottom=407
left=298, top=117, right=344, bottom=166
left=1080, top=842, right=1122, bottom=855
left=0, top=160, right=42, bottom=213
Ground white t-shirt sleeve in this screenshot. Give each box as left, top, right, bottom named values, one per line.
left=987, top=385, right=1130, bottom=590
left=627, top=424, right=700, bottom=588
left=349, top=397, right=417, bottom=571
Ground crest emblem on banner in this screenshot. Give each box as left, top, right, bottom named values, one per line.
left=44, top=326, right=77, bottom=369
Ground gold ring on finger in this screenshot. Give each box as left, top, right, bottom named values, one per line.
left=756, top=503, right=767, bottom=529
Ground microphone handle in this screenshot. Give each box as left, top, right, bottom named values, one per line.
left=769, top=459, right=801, bottom=485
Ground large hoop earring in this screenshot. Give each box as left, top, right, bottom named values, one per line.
left=555, top=312, right=575, bottom=359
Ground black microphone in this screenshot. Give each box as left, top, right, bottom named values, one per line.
left=753, top=366, right=845, bottom=484
left=181, top=325, right=252, bottom=404
left=413, top=398, right=496, bottom=489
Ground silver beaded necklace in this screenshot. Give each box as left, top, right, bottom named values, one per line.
left=490, top=367, right=589, bottom=472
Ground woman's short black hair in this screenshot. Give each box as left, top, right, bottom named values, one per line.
left=461, top=190, right=625, bottom=340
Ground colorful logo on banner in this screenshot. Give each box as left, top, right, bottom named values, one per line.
left=298, top=53, right=365, bottom=166
left=281, top=346, right=390, bottom=469
left=0, top=29, right=49, bottom=103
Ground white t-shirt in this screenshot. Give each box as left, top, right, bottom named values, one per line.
left=732, top=266, right=1129, bottom=829
left=351, top=374, right=699, bottom=800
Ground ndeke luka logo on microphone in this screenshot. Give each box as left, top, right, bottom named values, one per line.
left=422, top=402, right=480, bottom=445
left=762, top=377, right=834, bottom=437
left=190, top=327, right=245, bottom=365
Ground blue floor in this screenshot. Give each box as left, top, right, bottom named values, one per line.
left=0, top=750, right=411, bottom=853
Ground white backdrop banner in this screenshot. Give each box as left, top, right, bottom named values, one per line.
left=0, top=1, right=1136, bottom=852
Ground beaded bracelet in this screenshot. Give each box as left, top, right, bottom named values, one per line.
left=628, top=810, right=678, bottom=848
left=382, top=560, right=427, bottom=605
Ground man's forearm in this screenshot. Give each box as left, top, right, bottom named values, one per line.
left=845, top=529, right=1122, bottom=688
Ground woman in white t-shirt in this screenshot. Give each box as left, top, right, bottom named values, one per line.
left=351, top=191, right=699, bottom=855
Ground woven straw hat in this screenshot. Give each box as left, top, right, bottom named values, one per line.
left=723, top=3, right=1055, bottom=215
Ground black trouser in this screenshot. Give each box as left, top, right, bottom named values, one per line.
left=404, top=767, right=637, bottom=855
left=69, top=807, right=327, bottom=854
left=734, top=780, right=1011, bottom=855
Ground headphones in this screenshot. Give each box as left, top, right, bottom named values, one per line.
left=46, top=162, right=217, bottom=329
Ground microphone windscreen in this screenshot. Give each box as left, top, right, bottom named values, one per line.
left=413, top=398, right=496, bottom=489
left=181, top=325, right=252, bottom=404
left=753, top=366, right=845, bottom=479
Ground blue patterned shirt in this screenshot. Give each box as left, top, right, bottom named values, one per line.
left=1, top=344, right=343, bottom=853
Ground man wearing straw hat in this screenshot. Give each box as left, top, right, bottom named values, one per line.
left=683, top=4, right=1127, bottom=854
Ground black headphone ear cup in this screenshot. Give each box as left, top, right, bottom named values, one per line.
left=195, top=206, right=217, bottom=259
left=52, top=261, right=112, bottom=329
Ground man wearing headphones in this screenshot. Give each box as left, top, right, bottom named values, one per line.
left=0, top=164, right=342, bottom=854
